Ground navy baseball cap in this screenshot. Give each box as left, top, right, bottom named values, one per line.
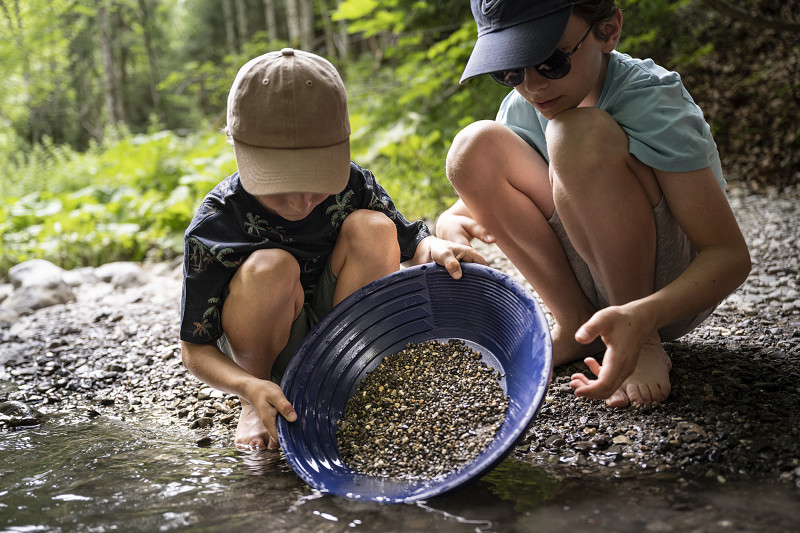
left=460, top=0, right=587, bottom=83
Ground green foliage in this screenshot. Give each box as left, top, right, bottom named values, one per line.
left=1, top=0, right=796, bottom=276
left=334, top=0, right=400, bottom=35
left=617, top=0, right=708, bottom=70
left=0, top=128, right=234, bottom=276
left=340, top=5, right=509, bottom=219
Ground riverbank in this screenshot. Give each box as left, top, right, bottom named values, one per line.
left=1, top=185, right=799, bottom=494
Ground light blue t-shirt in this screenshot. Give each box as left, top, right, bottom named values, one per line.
left=496, top=50, right=725, bottom=189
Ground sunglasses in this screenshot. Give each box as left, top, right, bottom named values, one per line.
left=490, top=24, right=594, bottom=86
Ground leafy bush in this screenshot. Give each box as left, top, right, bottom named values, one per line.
left=341, top=14, right=509, bottom=220
left=0, top=128, right=235, bottom=277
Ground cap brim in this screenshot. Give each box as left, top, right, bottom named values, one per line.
left=460, top=7, right=572, bottom=84
left=233, top=138, right=351, bottom=196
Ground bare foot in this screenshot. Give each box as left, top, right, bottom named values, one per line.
left=235, top=402, right=276, bottom=451
left=606, top=338, right=672, bottom=408
left=551, top=322, right=605, bottom=366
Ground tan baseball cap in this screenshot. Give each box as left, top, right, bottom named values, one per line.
left=226, top=48, right=351, bottom=196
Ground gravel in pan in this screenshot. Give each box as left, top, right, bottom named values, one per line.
left=336, top=339, right=509, bottom=480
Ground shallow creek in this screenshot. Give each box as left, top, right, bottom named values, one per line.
left=1, top=407, right=798, bottom=533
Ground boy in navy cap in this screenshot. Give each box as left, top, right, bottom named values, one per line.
left=180, top=49, right=486, bottom=450
left=437, top=1, right=750, bottom=407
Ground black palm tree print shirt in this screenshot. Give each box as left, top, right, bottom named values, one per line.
left=180, top=162, right=431, bottom=344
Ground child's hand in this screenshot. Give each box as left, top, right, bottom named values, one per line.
left=435, top=210, right=495, bottom=247
left=568, top=304, right=651, bottom=400
left=414, top=235, right=488, bottom=279
left=243, top=379, right=297, bottom=450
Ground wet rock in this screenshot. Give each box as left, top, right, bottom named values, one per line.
left=3, top=259, right=76, bottom=313
left=545, top=436, right=567, bottom=449
left=195, top=436, right=213, bottom=447
left=0, top=400, right=46, bottom=428
left=190, top=417, right=214, bottom=429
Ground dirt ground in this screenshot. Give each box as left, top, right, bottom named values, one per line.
left=1, top=185, right=799, bottom=494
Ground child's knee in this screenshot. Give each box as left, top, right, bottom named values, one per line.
left=339, top=210, right=400, bottom=259
left=448, top=120, right=504, bottom=157
left=224, top=249, right=304, bottom=331
left=446, top=120, right=511, bottom=186
left=234, top=249, right=301, bottom=295
left=341, top=210, right=397, bottom=245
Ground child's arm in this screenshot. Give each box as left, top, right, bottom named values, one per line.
left=410, top=234, right=489, bottom=279
left=435, top=198, right=496, bottom=247
left=570, top=167, right=751, bottom=400
left=180, top=340, right=297, bottom=446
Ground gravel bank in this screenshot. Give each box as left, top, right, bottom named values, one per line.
left=1, top=185, right=798, bottom=489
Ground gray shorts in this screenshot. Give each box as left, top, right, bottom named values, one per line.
left=217, top=260, right=338, bottom=383
left=548, top=195, right=715, bottom=341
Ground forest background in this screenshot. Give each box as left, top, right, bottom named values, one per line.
left=0, top=0, right=797, bottom=277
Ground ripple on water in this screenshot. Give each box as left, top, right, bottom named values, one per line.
left=2, top=410, right=799, bottom=533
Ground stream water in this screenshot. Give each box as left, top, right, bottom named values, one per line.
left=1, top=408, right=799, bottom=532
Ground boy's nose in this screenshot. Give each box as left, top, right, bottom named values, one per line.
left=521, top=66, right=548, bottom=93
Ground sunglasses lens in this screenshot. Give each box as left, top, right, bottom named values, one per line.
left=536, top=50, right=570, bottom=80
left=490, top=68, right=524, bottom=87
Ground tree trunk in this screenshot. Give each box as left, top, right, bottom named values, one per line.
left=114, top=5, right=128, bottom=124
left=318, top=0, right=334, bottom=57
left=335, top=0, right=349, bottom=61
left=298, top=0, right=313, bottom=51
left=316, top=0, right=348, bottom=60
left=137, top=0, right=164, bottom=123
left=285, top=0, right=301, bottom=48
left=222, top=0, right=238, bottom=55
left=98, top=0, right=121, bottom=127
left=262, top=0, right=278, bottom=41
left=234, top=0, right=247, bottom=46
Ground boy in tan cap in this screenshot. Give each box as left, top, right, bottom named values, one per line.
left=179, top=48, right=487, bottom=451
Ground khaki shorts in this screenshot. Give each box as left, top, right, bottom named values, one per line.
left=548, top=195, right=715, bottom=341
left=217, top=260, right=338, bottom=383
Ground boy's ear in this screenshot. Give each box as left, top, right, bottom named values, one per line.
left=600, top=9, right=623, bottom=53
